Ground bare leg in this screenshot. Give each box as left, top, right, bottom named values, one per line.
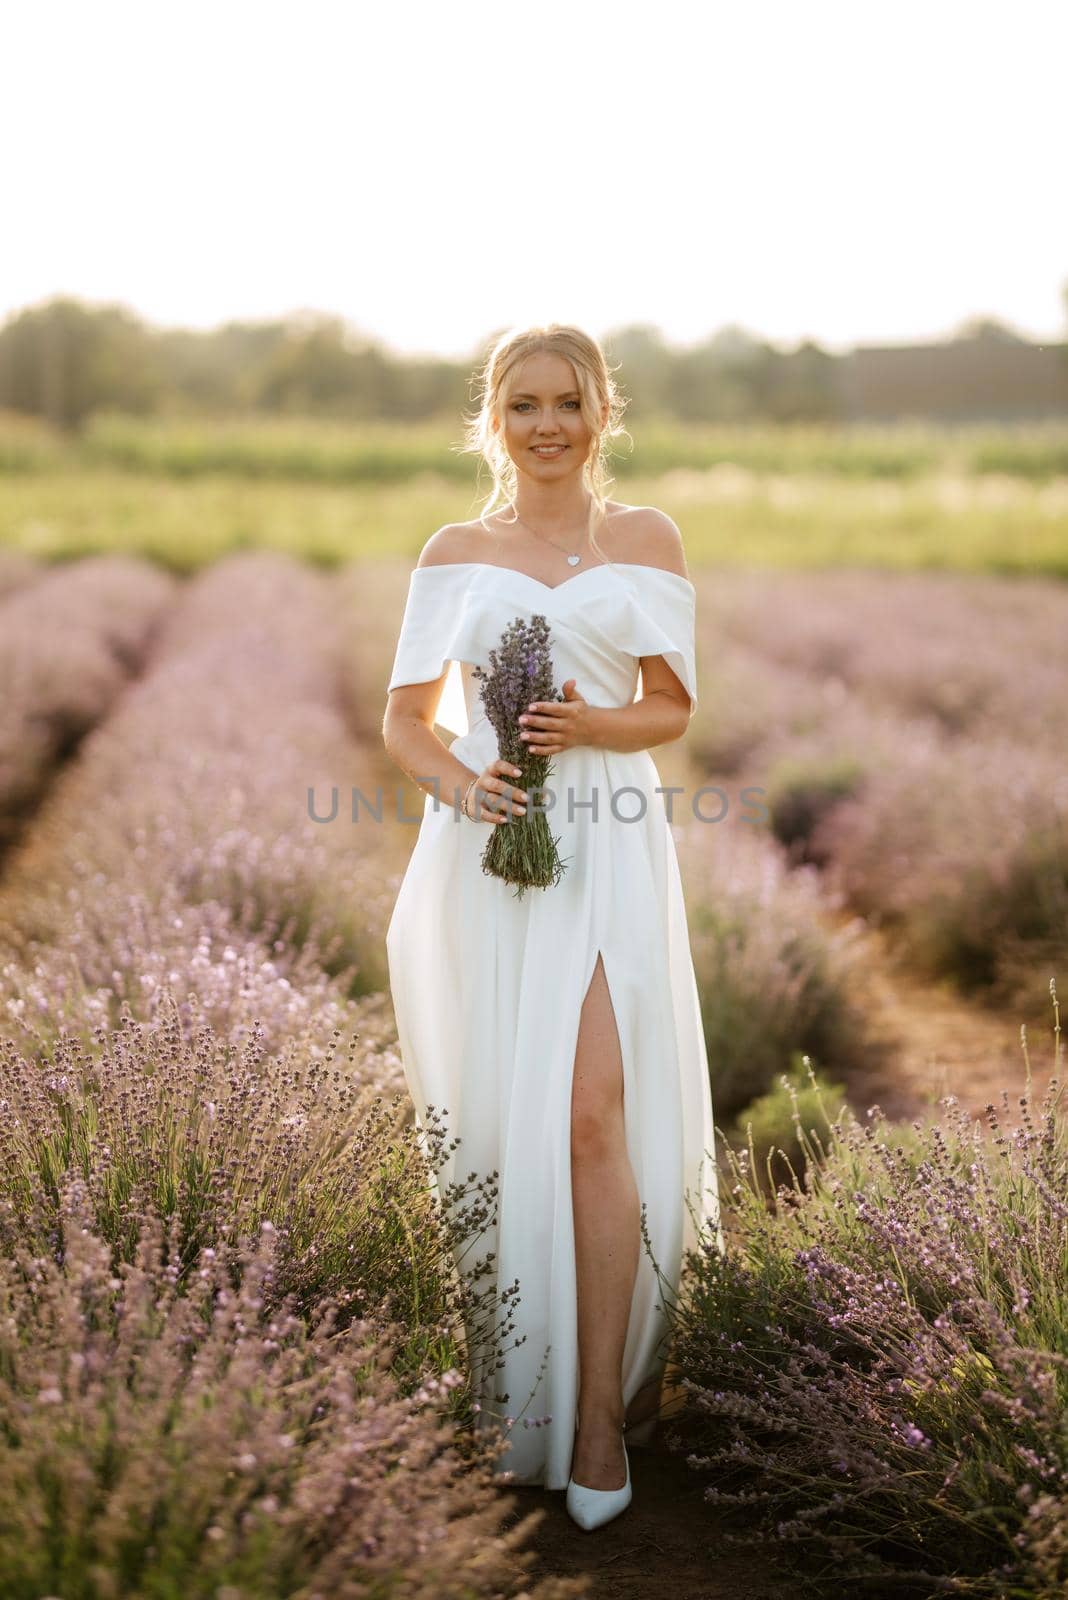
left=569, top=952, right=639, bottom=1490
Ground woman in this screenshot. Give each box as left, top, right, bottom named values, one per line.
left=382, top=323, right=723, bottom=1531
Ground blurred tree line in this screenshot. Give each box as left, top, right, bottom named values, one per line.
left=1, top=293, right=1066, bottom=433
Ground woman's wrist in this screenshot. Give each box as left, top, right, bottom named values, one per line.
left=459, top=769, right=479, bottom=819
left=584, top=706, right=607, bottom=749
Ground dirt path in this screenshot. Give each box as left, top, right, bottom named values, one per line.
left=821, top=909, right=1062, bottom=1129
left=497, top=1409, right=800, bottom=1600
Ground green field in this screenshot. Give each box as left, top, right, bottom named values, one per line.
left=1, top=411, right=1067, bottom=575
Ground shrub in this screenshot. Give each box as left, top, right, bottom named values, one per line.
left=676, top=822, right=876, bottom=1117
left=766, top=756, right=867, bottom=865
left=815, top=734, right=1068, bottom=1016
left=728, top=1054, right=850, bottom=1195
left=0, top=993, right=502, bottom=1394
left=0, top=556, right=173, bottom=854
left=0, top=1174, right=581, bottom=1600
left=665, top=990, right=1068, bottom=1596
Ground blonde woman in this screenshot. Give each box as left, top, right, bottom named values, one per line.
left=382, top=323, right=723, bottom=1531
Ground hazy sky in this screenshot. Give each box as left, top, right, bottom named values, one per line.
left=6, top=0, right=1066, bottom=358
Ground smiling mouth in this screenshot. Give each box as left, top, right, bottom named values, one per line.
left=531, top=444, right=567, bottom=454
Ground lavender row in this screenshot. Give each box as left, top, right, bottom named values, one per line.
left=0, top=989, right=571, bottom=1597
left=0, top=552, right=564, bottom=1596
left=690, top=569, right=1068, bottom=1011
left=666, top=1039, right=1067, bottom=1596
left=0, top=554, right=174, bottom=855
left=0, top=551, right=405, bottom=1069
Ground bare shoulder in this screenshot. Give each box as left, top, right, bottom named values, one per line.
left=415, top=523, right=480, bottom=569
left=608, top=504, right=690, bottom=581
left=415, top=506, right=689, bottom=578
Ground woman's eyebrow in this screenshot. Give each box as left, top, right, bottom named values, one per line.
left=511, top=390, right=580, bottom=399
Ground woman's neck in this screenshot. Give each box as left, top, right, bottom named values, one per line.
left=510, top=485, right=593, bottom=534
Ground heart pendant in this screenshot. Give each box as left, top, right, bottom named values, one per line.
left=567, top=554, right=581, bottom=566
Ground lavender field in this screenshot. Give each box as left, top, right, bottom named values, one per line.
left=0, top=540, right=1065, bottom=1597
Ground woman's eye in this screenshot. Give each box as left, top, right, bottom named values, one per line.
left=512, top=401, right=580, bottom=411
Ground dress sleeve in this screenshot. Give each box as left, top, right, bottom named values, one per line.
left=387, top=565, right=474, bottom=691
left=621, top=569, right=699, bottom=719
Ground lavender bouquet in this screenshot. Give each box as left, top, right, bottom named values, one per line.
left=470, top=613, right=570, bottom=898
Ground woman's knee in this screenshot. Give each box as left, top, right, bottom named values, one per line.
left=570, top=1090, right=624, bottom=1159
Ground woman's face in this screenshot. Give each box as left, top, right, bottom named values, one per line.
left=493, top=350, right=598, bottom=481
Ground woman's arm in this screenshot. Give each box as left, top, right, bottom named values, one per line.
left=587, top=671, right=692, bottom=752
left=382, top=678, right=478, bottom=811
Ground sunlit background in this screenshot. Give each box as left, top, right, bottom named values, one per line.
left=4, top=0, right=1067, bottom=354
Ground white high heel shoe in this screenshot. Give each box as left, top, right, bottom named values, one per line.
left=566, top=1439, right=632, bottom=1531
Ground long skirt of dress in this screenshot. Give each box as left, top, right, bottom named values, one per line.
left=386, top=719, right=723, bottom=1490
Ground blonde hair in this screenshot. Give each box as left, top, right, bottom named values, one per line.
left=458, top=322, right=630, bottom=566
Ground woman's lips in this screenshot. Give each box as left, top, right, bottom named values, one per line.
left=531, top=445, right=567, bottom=457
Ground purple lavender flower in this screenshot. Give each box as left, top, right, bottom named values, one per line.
left=471, top=614, right=568, bottom=897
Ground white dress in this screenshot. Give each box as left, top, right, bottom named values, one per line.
left=385, top=558, right=724, bottom=1490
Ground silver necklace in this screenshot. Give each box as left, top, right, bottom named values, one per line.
left=505, top=502, right=590, bottom=566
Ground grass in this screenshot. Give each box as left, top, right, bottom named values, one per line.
left=6, top=410, right=1068, bottom=482
left=1, top=464, right=1066, bottom=576
left=0, top=410, right=1066, bottom=576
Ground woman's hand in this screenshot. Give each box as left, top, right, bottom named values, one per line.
left=462, top=758, right=529, bottom=823
left=517, top=679, right=592, bottom=756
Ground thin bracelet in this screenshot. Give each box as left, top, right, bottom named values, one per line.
left=461, top=775, right=479, bottom=819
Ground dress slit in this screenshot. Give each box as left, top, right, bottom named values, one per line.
left=568, top=944, right=640, bottom=1426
